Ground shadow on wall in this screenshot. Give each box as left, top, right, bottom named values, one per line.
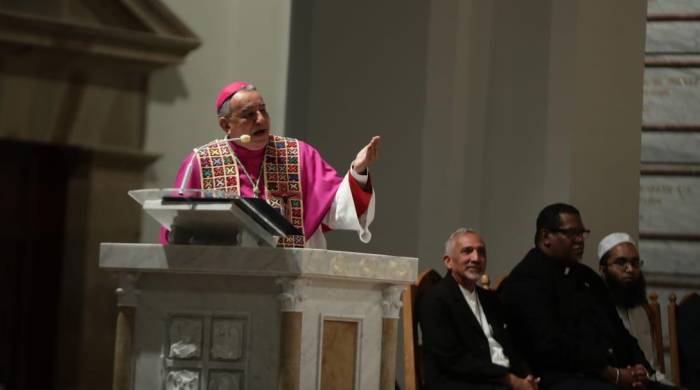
left=149, top=67, right=190, bottom=104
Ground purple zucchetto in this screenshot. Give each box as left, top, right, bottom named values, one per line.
left=215, top=81, right=251, bottom=113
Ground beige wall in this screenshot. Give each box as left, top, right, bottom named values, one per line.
left=285, top=0, right=646, bottom=279
left=480, top=0, right=647, bottom=277
left=285, top=0, right=430, bottom=257
left=140, top=0, right=291, bottom=242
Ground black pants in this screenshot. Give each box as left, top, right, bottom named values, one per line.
left=548, top=378, right=679, bottom=390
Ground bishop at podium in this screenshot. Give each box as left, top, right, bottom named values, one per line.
left=161, top=81, right=380, bottom=248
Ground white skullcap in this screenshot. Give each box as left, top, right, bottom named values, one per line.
left=597, top=232, right=636, bottom=262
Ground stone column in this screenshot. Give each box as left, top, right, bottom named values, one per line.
left=380, top=285, right=404, bottom=390
left=276, top=278, right=310, bottom=390
left=112, top=273, right=139, bottom=390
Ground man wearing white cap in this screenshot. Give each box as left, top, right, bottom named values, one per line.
left=163, top=81, right=380, bottom=248
left=598, top=233, right=672, bottom=385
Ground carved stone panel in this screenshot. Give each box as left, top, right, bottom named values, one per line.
left=639, top=240, right=700, bottom=275
left=163, top=312, right=250, bottom=390
left=210, top=318, right=245, bottom=361
left=168, top=317, right=203, bottom=359
left=641, top=132, right=700, bottom=163
left=166, top=370, right=200, bottom=390
left=648, top=0, right=700, bottom=15
left=639, top=175, right=700, bottom=234
left=646, top=22, right=700, bottom=53
left=643, top=68, right=700, bottom=125
left=208, top=371, right=242, bottom=390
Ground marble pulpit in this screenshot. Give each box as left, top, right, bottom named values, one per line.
left=99, top=243, right=417, bottom=390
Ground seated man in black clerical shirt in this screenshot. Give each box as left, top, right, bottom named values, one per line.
left=419, top=228, right=538, bottom=390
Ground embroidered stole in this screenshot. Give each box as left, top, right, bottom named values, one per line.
left=196, top=135, right=306, bottom=248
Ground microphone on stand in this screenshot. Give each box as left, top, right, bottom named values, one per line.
left=178, top=134, right=252, bottom=195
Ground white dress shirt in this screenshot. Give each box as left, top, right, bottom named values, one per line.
left=458, top=284, right=511, bottom=368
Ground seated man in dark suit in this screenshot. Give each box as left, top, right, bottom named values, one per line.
left=500, top=203, right=678, bottom=390
left=418, top=228, right=538, bottom=390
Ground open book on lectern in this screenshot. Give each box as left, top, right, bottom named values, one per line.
left=129, top=189, right=302, bottom=247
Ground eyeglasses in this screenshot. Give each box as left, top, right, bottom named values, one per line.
left=548, top=228, right=590, bottom=240
left=608, top=258, right=644, bottom=269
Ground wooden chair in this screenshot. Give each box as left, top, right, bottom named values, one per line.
left=479, top=273, right=507, bottom=291
left=646, top=292, right=665, bottom=373
left=669, top=293, right=681, bottom=385
left=668, top=292, right=700, bottom=387
left=480, top=273, right=491, bottom=290
left=402, top=269, right=442, bottom=390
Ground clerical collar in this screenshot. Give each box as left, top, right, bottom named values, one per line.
left=534, top=247, right=572, bottom=274
left=230, top=139, right=267, bottom=158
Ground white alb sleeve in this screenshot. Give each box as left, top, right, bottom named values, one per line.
left=321, top=172, right=375, bottom=243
